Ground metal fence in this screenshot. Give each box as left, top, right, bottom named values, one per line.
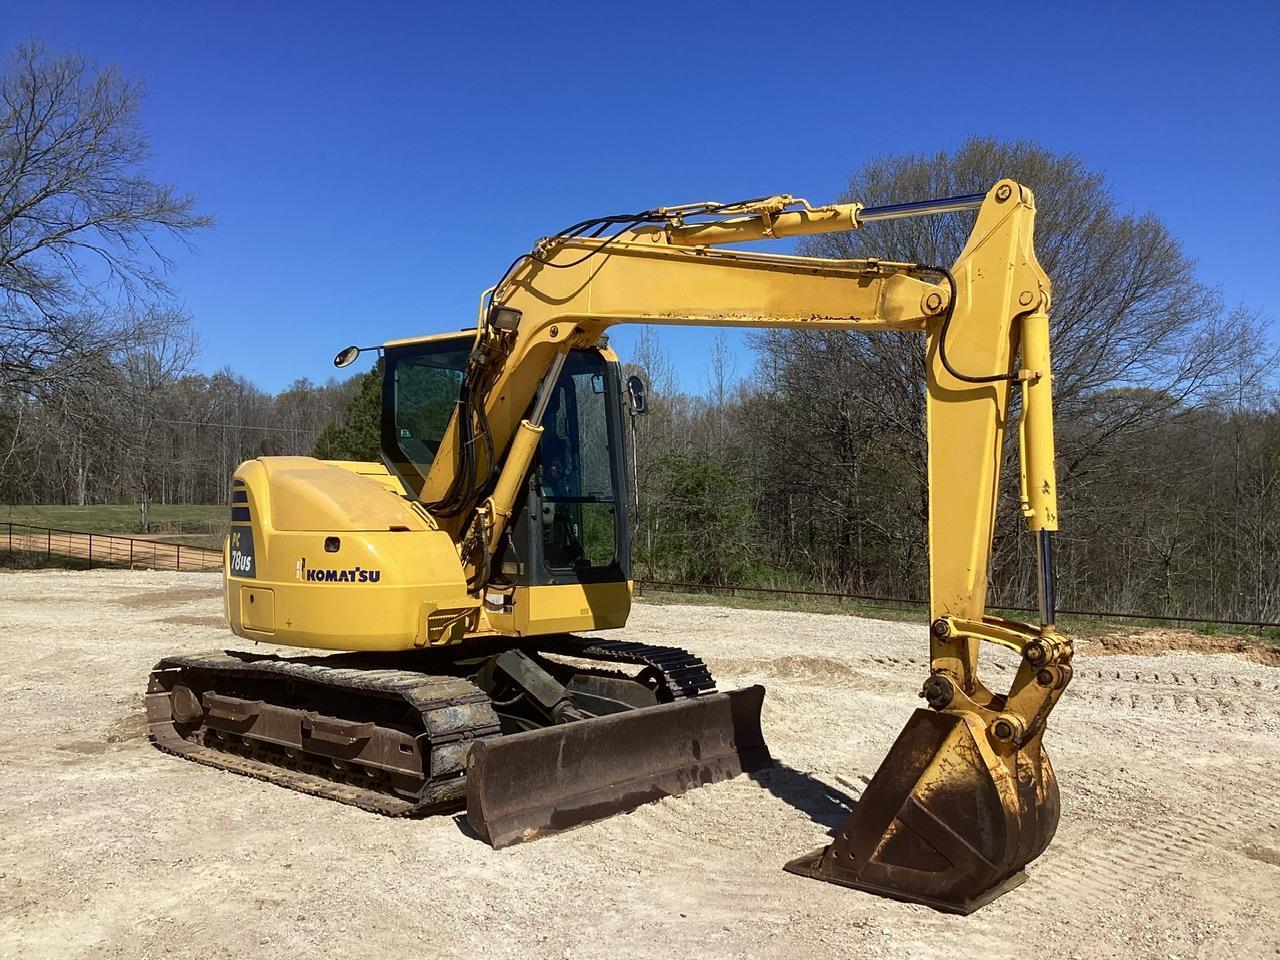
left=2, top=522, right=222, bottom=572
left=634, top=578, right=1280, bottom=632
left=2, top=528, right=1274, bottom=628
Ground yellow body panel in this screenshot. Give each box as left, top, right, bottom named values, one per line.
left=238, top=585, right=276, bottom=633
left=225, top=457, right=633, bottom=651
left=324, top=459, right=413, bottom=497
left=483, top=582, right=633, bottom=636
left=226, top=457, right=478, bottom=651
left=255, top=456, right=429, bottom=532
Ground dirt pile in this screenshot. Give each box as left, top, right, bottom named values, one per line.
left=1082, top=627, right=1280, bottom=666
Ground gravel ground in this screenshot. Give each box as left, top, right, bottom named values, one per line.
left=1, top=569, right=1278, bottom=959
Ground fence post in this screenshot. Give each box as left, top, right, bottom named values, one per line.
left=88, top=534, right=93, bottom=570
left=47, top=529, right=51, bottom=558
left=130, top=539, right=134, bottom=570
left=176, top=544, right=181, bottom=571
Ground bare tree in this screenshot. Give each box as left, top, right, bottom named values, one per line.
left=116, top=309, right=199, bottom=529
left=752, top=138, right=1267, bottom=604
left=0, top=42, right=210, bottom=396
left=790, top=139, right=1243, bottom=471
left=0, top=358, right=358, bottom=515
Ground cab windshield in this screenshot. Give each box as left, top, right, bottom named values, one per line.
left=382, top=337, right=469, bottom=492
left=381, top=339, right=620, bottom=575
left=538, top=350, right=618, bottom=570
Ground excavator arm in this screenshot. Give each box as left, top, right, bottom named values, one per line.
left=440, top=180, right=1071, bottom=912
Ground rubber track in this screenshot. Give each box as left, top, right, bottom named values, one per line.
left=533, top=637, right=717, bottom=699
left=147, top=650, right=501, bottom=816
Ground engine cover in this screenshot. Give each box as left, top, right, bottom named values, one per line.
left=224, top=457, right=476, bottom=651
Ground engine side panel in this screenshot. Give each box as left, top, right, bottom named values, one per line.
left=225, top=457, right=478, bottom=651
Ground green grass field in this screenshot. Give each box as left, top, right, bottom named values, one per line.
left=1, top=504, right=227, bottom=548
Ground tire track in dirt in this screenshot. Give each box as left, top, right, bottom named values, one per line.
left=1015, top=757, right=1280, bottom=917
left=1076, top=666, right=1280, bottom=693
left=1064, top=666, right=1280, bottom=725
left=708, top=653, right=931, bottom=691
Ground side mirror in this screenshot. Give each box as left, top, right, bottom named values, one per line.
left=334, top=345, right=361, bottom=368
left=625, top=374, right=648, bottom=415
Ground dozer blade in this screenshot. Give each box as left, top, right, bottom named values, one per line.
left=784, top=707, right=1059, bottom=914
left=466, top=685, right=771, bottom=848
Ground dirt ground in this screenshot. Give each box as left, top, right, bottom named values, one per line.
left=2, top=570, right=1278, bottom=960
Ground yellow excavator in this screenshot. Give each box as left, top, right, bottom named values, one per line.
left=146, top=179, right=1071, bottom=914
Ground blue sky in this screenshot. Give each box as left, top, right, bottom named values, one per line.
left=5, top=1, right=1278, bottom=393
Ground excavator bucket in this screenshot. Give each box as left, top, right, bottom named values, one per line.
left=785, top=707, right=1059, bottom=914
left=466, top=685, right=771, bottom=848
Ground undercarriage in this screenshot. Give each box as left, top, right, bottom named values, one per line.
left=146, top=638, right=771, bottom=841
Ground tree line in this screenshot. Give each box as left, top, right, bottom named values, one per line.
left=626, top=328, right=1280, bottom=624
left=0, top=353, right=360, bottom=512
left=3, top=43, right=1276, bottom=621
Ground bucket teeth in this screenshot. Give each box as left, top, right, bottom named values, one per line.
left=784, top=708, right=1059, bottom=914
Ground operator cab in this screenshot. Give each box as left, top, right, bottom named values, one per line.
left=380, top=335, right=633, bottom=589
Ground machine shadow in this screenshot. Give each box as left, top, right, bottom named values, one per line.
left=450, top=762, right=859, bottom=843
left=452, top=812, right=483, bottom=841
left=749, top=763, right=859, bottom=834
